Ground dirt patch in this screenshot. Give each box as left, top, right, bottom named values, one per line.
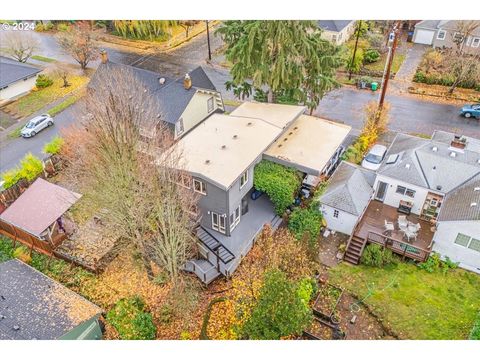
left=318, top=232, right=349, bottom=267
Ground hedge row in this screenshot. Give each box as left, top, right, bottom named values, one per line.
left=413, top=71, right=480, bottom=91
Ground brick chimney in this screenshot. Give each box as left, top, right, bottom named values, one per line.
left=100, top=50, right=108, bottom=64
left=183, top=73, right=192, bottom=90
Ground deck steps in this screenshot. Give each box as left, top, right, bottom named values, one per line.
left=344, top=236, right=367, bottom=265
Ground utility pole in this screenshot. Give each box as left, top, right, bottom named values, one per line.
left=378, top=21, right=400, bottom=110
left=348, top=20, right=362, bottom=81
left=206, top=20, right=212, bottom=61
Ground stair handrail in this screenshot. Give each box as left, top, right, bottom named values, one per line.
left=198, top=227, right=235, bottom=264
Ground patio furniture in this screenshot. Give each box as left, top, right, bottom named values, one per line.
left=398, top=215, right=408, bottom=231
left=409, top=222, right=421, bottom=233
left=384, top=220, right=395, bottom=235
left=402, top=228, right=417, bottom=242
left=398, top=200, right=413, bottom=215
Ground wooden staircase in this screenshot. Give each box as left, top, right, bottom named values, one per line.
left=343, top=235, right=367, bottom=265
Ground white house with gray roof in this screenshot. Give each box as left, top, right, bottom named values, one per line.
left=0, top=56, right=41, bottom=103
left=321, top=130, right=480, bottom=273
left=319, top=162, right=375, bottom=235
left=318, top=20, right=356, bottom=45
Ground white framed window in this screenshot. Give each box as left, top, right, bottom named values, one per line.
left=472, top=37, right=480, bottom=48
left=332, top=34, right=337, bottom=42
left=207, top=97, right=214, bottom=113
left=240, top=171, right=248, bottom=189
left=396, top=185, right=416, bottom=198
left=176, top=118, right=184, bottom=136
left=193, top=178, right=207, bottom=195
left=212, top=212, right=226, bottom=234
left=333, top=209, right=339, bottom=218
left=454, top=233, right=480, bottom=253
left=453, top=32, right=464, bottom=43
left=436, top=29, right=446, bottom=40
left=230, top=205, right=241, bottom=231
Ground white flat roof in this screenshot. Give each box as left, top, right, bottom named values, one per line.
left=173, top=113, right=283, bottom=189
left=264, top=115, right=351, bottom=175
left=230, top=102, right=306, bottom=129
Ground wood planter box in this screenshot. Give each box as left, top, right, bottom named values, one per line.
left=313, top=283, right=344, bottom=322
left=303, top=318, right=346, bottom=340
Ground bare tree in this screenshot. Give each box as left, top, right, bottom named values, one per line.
left=179, top=20, right=198, bottom=38
left=446, top=21, right=480, bottom=94
left=57, top=22, right=99, bottom=70
left=54, top=63, right=71, bottom=88
left=3, top=32, right=39, bottom=63
left=61, top=68, right=199, bottom=282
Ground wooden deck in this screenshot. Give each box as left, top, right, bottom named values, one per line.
left=346, top=201, right=435, bottom=263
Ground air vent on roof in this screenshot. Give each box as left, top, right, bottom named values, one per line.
left=450, top=152, right=457, bottom=158
left=432, top=146, right=438, bottom=152
left=159, top=77, right=166, bottom=85
left=221, top=145, right=226, bottom=150
left=471, top=202, right=478, bottom=207
left=205, top=160, right=210, bottom=164
left=233, top=135, right=238, bottom=139
left=405, top=163, right=411, bottom=169
left=386, top=154, right=399, bottom=164
left=436, top=185, right=442, bottom=191
left=247, top=122, right=253, bottom=126
left=13, top=325, right=20, bottom=331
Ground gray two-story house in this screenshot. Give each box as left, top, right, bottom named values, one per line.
left=172, top=102, right=352, bottom=283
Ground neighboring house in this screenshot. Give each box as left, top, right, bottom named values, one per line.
left=88, top=52, right=224, bottom=139
left=412, top=20, right=480, bottom=54
left=0, top=56, right=41, bottom=103
left=318, top=20, right=356, bottom=45
left=171, top=101, right=351, bottom=284
left=320, top=130, right=480, bottom=273
left=319, top=161, right=375, bottom=235
left=0, top=259, right=103, bottom=340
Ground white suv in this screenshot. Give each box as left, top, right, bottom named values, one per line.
left=21, top=114, right=53, bottom=138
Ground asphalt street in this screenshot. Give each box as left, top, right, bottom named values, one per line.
left=1, top=29, right=479, bottom=174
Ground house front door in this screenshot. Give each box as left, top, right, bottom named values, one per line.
left=375, top=181, right=388, bottom=202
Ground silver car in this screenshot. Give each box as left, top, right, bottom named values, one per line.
left=21, top=114, right=54, bottom=138
left=361, top=144, right=387, bottom=171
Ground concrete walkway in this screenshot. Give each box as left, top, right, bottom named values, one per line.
left=392, top=44, right=428, bottom=93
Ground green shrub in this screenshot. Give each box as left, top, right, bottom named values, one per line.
left=418, top=253, right=458, bottom=274
left=288, top=204, right=323, bottom=246
left=364, top=49, right=380, bottom=63
left=1, top=153, right=43, bottom=189
left=361, top=244, right=397, bottom=267
left=0, top=237, right=15, bottom=262
left=56, top=23, right=70, bottom=32
left=35, top=74, right=53, bottom=88
left=42, top=136, right=64, bottom=155
left=253, top=160, right=301, bottom=215
left=469, top=312, right=480, bottom=340
left=241, top=270, right=312, bottom=340
left=106, top=296, right=156, bottom=340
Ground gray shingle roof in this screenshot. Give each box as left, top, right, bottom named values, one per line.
left=89, top=62, right=218, bottom=125
left=415, top=20, right=480, bottom=36
left=317, top=20, right=354, bottom=33
left=438, top=174, right=480, bottom=221
left=378, top=133, right=480, bottom=194
left=0, top=260, right=102, bottom=340
left=320, top=161, right=375, bottom=216
left=0, top=56, right=41, bottom=88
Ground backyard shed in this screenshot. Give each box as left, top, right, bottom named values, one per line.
left=0, top=259, right=103, bottom=340
left=0, top=178, right=81, bottom=254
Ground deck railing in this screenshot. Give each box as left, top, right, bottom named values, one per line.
left=367, top=231, right=431, bottom=262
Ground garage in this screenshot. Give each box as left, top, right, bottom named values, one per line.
left=413, top=28, right=435, bottom=45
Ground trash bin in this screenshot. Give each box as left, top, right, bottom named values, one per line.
left=371, top=82, right=378, bottom=91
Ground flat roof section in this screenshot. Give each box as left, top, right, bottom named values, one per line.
left=230, top=101, right=306, bottom=130
left=172, top=113, right=283, bottom=189
left=264, top=114, right=352, bottom=175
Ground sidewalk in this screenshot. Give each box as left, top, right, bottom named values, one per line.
left=391, top=43, right=427, bottom=94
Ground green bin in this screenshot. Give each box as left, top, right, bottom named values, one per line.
left=371, top=82, right=378, bottom=91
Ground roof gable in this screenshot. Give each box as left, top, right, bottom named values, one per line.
left=0, top=56, right=41, bottom=88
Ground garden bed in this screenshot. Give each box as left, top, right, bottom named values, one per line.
left=303, top=317, right=345, bottom=340
left=313, top=282, right=344, bottom=322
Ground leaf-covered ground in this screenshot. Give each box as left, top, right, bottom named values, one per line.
left=328, top=262, right=480, bottom=339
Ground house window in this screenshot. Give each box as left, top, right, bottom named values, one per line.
left=230, top=205, right=241, bottom=231
left=333, top=209, right=339, bottom=218
left=240, top=171, right=248, bottom=189
left=436, top=30, right=446, bottom=40
left=332, top=34, right=337, bottom=42
left=472, top=37, right=480, bottom=48
left=453, top=32, right=464, bottom=43
left=468, top=238, right=480, bottom=252
left=396, top=185, right=416, bottom=198
left=207, top=97, right=214, bottom=113
left=193, top=179, right=207, bottom=195
left=455, top=233, right=471, bottom=247
left=177, top=173, right=191, bottom=189
left=176, top=118, right=184, bottom=136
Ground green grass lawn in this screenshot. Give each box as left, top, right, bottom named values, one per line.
left=329, top=262, right=480, bottom=339
left=31, top=55, right=56, bottom=63
left=5, top=75, right=88, bottom=118
left=363, top=53, right=406, bottom=74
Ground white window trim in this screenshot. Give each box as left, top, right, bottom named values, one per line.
left=472, top=37, right=480, bottom=48
left=395, top=185, right=416, bottom=198
left=176, top=118, right=184, bottom=136
left=212, top=212, right=219, bottom=231
left=454, top=233, right=480, bottom=253
left=230, top=205, right=241, bottom=231
left=207, top=97, right=214, bottom=113
left=240, top=171, right=248, bottom=189
left=436, top=29, right=446, bottom=40
left=193, top=178, right=207, bottom=195
left=333, top=209, right=339, bottom=218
